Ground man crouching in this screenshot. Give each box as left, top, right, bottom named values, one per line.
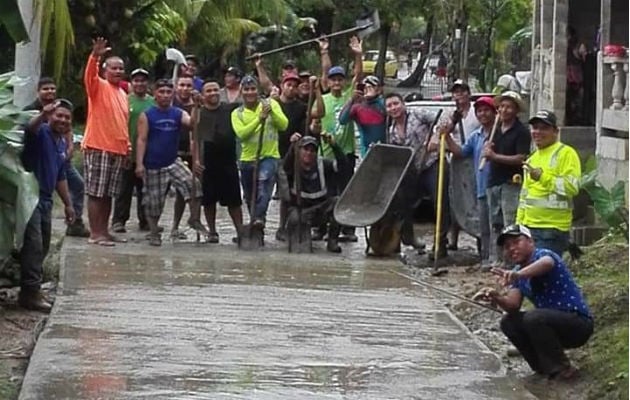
left=476, top=224, right=593, bottom=380
left=135, top=79, right=206, bottom=246
left=282, top=134, right=346, bottom=253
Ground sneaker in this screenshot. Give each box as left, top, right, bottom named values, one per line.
left=111, top=222, right=126, bottom=233
left=326, top=240, right=342, bottom=253
left=206, top=232, right=219, bottom=243
left=253, top=218, right=265, bottom=229
left=170, top=229, right=187, bottom=240
left=148, top=234, right=162, bottom=247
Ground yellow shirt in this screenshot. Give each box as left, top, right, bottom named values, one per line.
left=517, top=142, right=581, bottom=231
left=231, top=99, right=288, bottom=162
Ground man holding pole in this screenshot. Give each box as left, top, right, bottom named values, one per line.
left=231, top=75, right=288, bottom=230
left=482, top=91, right=530, bottom=262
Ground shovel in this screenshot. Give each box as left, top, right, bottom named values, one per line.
left=238, top=113, right=267, bottom=250
left=245, top=10, right=380, bottom=60
left=165, top=48, right=187, bottom=82
left=288, top=81, right=316, bottom=253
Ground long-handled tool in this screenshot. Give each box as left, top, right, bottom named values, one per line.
left=165, top=48, right=187, bottom=82
left=388, top=269, right=502, bottom=313
left=432, top=132, right=447, bottom=273
left=289, top=82, right=316, bottom=253
left=189, top=100, right=205, bottom=242
left=239, top=111, right=267, bottom=250
left=416, top=109, right=443, bottom=170
left=245, top=10, right=380, bottom=60
left=478, top=113, right=501, bottom=171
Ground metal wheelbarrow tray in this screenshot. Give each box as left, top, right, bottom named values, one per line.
left=334, top=144, right=414, bottom=228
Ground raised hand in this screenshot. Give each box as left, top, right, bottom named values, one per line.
left=349, top=36, right=362, bottom=55
left=91, top=37, right=111, bottom=58
left=317, top=37, right=329, bottom=52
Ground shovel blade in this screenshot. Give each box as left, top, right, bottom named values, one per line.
left=165, top=48, right=187, bottom=65
left=238, top=224, right=264, bottom=250
left=356, top=10, right=380, bottom=39
left=287, top=222, right=313, bottom=253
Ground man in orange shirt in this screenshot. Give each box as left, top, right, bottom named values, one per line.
left=82, top=37, right=130, bottom=246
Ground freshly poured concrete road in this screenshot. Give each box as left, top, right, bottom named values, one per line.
left=20, top=208, right=535, bottom=399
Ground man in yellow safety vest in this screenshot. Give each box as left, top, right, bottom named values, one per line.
left=516, top=110, right=581, bottom=256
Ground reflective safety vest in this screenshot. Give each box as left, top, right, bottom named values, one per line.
left=516, top=142, right=581, bottom=232
left=290, top=158, right=328, bottom=200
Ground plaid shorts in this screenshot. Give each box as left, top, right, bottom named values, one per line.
left=142, top=158, right=201, bottom=218
left=83, top=149, right=125, bottom=198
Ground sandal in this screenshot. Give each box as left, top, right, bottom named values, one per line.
left=88, top=238, right=115, bottom=247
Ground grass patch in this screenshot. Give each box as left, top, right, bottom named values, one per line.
left=570, top=239, right=629, bottom=400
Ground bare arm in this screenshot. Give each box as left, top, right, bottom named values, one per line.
left=135, top=113, right=149, bottom=176
left=254, top=55, right=274, bottom=95
left=349, top=36, right=363, bottom=86
left=318, top=38, right=332, bottom=91
left=56, top=179, right=75, bottom=224
left=310, top=77, right=325, bottom=119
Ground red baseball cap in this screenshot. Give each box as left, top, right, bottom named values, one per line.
left=282, top=73, right=300, bottom=85
left=474, top=96, right=496, bottom=111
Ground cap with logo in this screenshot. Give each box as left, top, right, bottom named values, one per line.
left=130, top=68, right=149, bottom=78
left=298, top=71, right=311, bottom=79
left=449, top=79, right=470, bottom=92
left=225, top=66, right=242, bottom=78
left=327, top=66, right=346, bottom=78
left=528, top=110, right=558, bottom=128
left=299, top=136, right=319, bottom=148
left=496, top=224, right=532, bottom=246
left=240, top=75, right=258, bottom=87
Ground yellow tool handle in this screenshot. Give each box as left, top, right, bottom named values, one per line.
left=434, top=133, right=446, bottom=266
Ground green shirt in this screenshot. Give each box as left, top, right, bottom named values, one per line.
left=320, top=87, right=355, bottom=158
left=231, top=99, right=288, bottom=162
left=128, top=93, right=155, bottom=157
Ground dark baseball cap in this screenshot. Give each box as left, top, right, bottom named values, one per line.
left=528, top=110, right=558, bottom=128
left=299, top=136, right=318, bottom=148
left=496, top=224, right=532, bottom=246
left=225, top=66, right=242, bottom=77
left=55, top=98, right=74, bottom=111
left=240, top=75, right=258, bottom=87
left=154, top=78, right=173, bottom=89
left=130, top=68, right=149, bottom=78
left=449, top=79, right=470, bottom=92
left=327, top=66, right=346, bottom=78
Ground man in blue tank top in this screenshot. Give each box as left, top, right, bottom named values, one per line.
left=135, top=79, right=206, bottom=246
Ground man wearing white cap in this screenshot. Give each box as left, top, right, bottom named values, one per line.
left=482, top=90, right=530, bottom=262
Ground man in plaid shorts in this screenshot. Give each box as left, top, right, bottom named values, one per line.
left=135, top=79, right=206, bottom=246
left=82, top=37, right=130, bottom=246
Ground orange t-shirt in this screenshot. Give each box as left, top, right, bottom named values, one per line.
left=82, top=55, right=130, bottom=155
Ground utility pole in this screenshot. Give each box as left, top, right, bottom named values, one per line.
left=13, top=0, right=41, bottom=108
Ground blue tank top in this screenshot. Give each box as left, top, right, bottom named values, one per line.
left=144, top=106, right=183, bottom=169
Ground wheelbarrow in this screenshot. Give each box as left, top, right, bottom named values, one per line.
left=333, top=144, right=415, bottom=255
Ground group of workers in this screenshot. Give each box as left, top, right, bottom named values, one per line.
left=17, top=33, right=592, bottom=382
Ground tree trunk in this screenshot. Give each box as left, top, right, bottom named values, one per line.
left=375, top=24, right=390, bottom=81
left=13, top=0, right=41, bottom=108
left=397, top=14, right=434, bottom=88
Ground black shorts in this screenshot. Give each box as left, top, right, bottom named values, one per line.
left=202, top=158, right=242, bottom=207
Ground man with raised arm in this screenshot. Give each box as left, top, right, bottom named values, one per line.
left=82, top=37, right=130, bottom=247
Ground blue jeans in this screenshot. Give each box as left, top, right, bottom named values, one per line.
left=240, top=158, right=278, bottom=222
left=528, top=227, right=570, bottom=256
left=20, top=201, right=52, bottom=290
left=65, top=161, right=85, bottom=218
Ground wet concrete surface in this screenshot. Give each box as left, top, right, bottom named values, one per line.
left=21, top=200, right=536, bottom=399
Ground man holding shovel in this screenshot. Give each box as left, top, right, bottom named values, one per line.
left=231, top=75, right=288, bottom=232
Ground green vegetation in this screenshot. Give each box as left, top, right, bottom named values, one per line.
left=571, top=239, right=629, bottom=399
